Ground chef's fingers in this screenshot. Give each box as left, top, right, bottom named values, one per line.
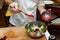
left=47, top=9, right=52, bottom=12
left=10, top=8, right=22, bottom=13
left=48, top=9, right=51, bottom=11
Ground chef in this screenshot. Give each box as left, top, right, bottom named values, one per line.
left=5, top=0, right=54, bottom=26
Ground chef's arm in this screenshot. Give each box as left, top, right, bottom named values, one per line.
left=38, top=0, right=54, bottom=21
left=38, top=6, right=46, bottom=14
left=4, top=0, right=21, bottom=13
left=38, top=6, right=52, bottom=21
left=4, top=0, right=13, bottom=4
left=38, top=0, right=54, bottom=14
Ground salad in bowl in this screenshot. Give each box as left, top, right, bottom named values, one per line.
left=25, top=21, right=47, bottom=37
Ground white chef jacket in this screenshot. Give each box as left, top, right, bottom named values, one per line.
left=9, top=0, right=54, bottom=26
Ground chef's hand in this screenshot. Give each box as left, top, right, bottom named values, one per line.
left=10, top=7, right=21, bottom=13
left=41, top=9, right=52, bottom=22
left=9, top=2, right=22, bottom=13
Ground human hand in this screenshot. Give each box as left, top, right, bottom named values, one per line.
left=9, top=2, right=22, bottom=13
left=41, top=9, right=52, bottom=21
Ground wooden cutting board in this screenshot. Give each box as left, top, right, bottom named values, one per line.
left=0, top=26, right=46, bottom=40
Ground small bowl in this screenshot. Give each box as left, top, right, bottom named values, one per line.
left=25, top=21, right=47, bottom=37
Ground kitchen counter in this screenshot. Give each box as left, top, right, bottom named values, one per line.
left=0, top=26, right=46, bottom=40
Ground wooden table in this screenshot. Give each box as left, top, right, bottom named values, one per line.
left=0, top=26, right=46, bottom=40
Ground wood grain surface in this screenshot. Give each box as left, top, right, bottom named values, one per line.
left=0, top=26, right=46, bottom=40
